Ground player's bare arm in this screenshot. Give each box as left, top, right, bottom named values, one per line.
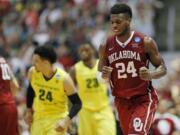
left=69, top=66, right=77, bottom=85
left=55, top=73, right=82, bottom=132
left=98, top=43, right=113, bottom=80
left=9, top=68, right=19, bottom=96
left=63, top=73, right=77, bottom=96
left=139, top=37, right=167, bottom=81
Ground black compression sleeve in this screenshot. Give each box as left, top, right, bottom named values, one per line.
left=68, top=93, right=82, bottom=119
left=26, top=83, right=35, bottom=108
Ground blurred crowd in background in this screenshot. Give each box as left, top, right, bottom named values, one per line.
left=0, top=0, right=180, bottom=135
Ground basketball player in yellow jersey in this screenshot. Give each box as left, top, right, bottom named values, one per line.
left=24, top=45, right=82, bottom=135
left=69, top=43, right=116, bottom=135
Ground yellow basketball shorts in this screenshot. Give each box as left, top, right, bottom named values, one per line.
left=78, top=105, right=116, bottom=135
left=30, top=115, right=67, bottom=135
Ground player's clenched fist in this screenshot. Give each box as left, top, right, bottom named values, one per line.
left=139, top=66, right=152, bottom=81
left=102, top=66, right=113, bottom=80
left=24, top=109, right=33, bottom=126
left=55, top=116, right=71, bottom=132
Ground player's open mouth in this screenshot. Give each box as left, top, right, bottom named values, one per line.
left=113, top=29, right=119, bottom=33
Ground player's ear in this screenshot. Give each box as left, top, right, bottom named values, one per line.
left=127, top=17, right=131, bottom=23
left=126, top=18, right=131, bottom=26
left=44, top=59, right=50, bottom=65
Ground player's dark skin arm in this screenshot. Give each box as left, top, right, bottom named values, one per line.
left=9, top=69, right=19, bottom=96
left=98, top=44, right=113, bottom=80
left=139, top=37, right=167, bottom=80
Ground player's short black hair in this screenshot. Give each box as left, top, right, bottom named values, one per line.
left=34, top=45, right=57, bottom=64
left=79, top=42, right=95, bottom=51
left=110, top=3, right=132, bottom=19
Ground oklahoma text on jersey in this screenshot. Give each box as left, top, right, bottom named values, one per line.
left=108, top=50, right=141, bottom=64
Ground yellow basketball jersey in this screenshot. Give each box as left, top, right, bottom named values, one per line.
left=75, top=60, right=109, bottom=111
left=31, top=67, right=68, bottom=119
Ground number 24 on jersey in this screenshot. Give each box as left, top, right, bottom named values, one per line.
left=116, top=61, right=138, bottom=79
